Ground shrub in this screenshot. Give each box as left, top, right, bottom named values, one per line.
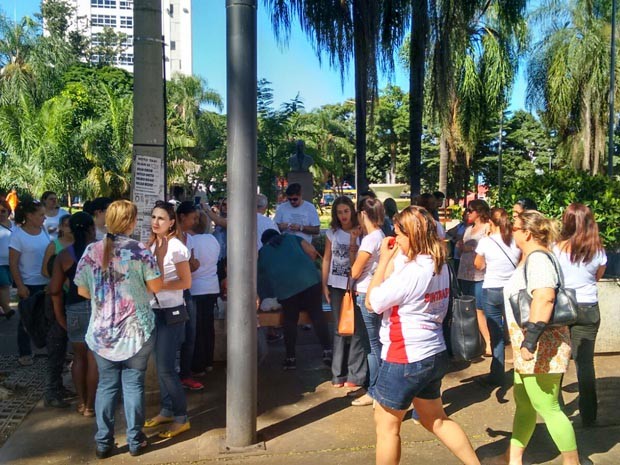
left=498, top=170, right=620, bottom=250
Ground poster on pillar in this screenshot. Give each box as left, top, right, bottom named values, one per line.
left=131, top=146, right=165, bottom=244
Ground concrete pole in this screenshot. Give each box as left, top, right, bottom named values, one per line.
left=225, top=0, right=258, bottom=449
left=131, top=0, right=166, bottom=243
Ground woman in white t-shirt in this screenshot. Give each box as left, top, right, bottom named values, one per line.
left=41, top=191, right=69, bottom=240
left=0, top=200, right=15, bottom=319
left=366, top=206, right=479, bottom=465
left=188, top=210, right=220, bottom=375
left=349, top=197, right=385, bottom=406
left=322, top=196, right=367, bottom=388
left=474, top=207, right=521, bottom=387
left=554, top=203, right=607, bottom=428
left=144, top=201, right=192, bottom=439
left=9, top=200, right=50, bottom=366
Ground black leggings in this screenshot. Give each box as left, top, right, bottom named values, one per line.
left=192, top=294, right=218, bottom=372
left=280, top=283, right=330, bottom=358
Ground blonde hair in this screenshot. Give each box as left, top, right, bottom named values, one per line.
left=393, top=205, right=446, bottom=274
left=102, top=200, right=137, bottom=269
left=518, top=210, right=559, bottom=248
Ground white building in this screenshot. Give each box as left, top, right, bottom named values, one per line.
left=59, top=0, right=192, bottom=77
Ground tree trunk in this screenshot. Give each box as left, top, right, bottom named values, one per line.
left=439, top=131, right=449, bottom=196
left=353, top=0, right=369, bottom=195
left=409, top=0, right=428, bottom=201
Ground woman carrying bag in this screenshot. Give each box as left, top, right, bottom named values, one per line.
left=495, top=210, right=582, bottom=465
left=322, top=196, right=368, bottom=389
left=474, top=208, right=521, bottom=387
left=554, top=203, right=607, bottom=428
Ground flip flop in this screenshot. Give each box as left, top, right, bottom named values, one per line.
left=158, top=421, right=190, bottom=439
left=144, top=416, right=174, bottom=428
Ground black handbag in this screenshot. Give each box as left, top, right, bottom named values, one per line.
left=443, top=264, right=484, bottom=361
left=508, top=250, right=578, bottom=328
left=154, top=294, right=189, bottom=326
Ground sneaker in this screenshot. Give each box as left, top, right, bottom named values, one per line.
left=44, top=396, right=70, bottom=408
left=180, top=378, right=204, bottom=391
left=267, top=333, right=284, bottom=344
left=17, top=355, right=33, bottom=366
left=322, top=350, right=333, bottom=366
left=411, top=408, right=421, bottom=425
left=95, top=447, right=112, bottom=459
left=301, top=324, right=312, bottom=331
left=282, top=358, right=297, bottom=370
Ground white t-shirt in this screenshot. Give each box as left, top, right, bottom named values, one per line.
left=553, top=246, right=607, bottom=304
left=475, top=234, right=521, bottom=289
left=326, top=228, right=354, bottom=289
left=43, top=208, right=69, bottom=240
left=0, top=222, right=13, bottom=266
left=355, top=229, right=384, bottom=293
left=150, top=237, right=189, bottom=308
left=190, top=233, right=220, bottom=296
left=257, top=213, right=278, bottom=251
left=274, top=200, right=320, bottom=243
left=369, top=254, right=449, bottom=363
left=8, top=226, right=50, bottom=285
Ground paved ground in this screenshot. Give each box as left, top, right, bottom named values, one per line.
left=0, top=313, right=619, bottom=464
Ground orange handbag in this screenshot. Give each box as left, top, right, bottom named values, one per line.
left=337, top=280, right=355, bottom=336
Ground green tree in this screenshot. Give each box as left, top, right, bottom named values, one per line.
left=527, top=0, right=616, bottom=175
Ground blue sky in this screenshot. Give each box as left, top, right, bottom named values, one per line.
left=8, top=0, right=527, bottom=113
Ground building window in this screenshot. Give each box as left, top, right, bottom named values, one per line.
left=91, top=0, right=116, bottom=8
left=91, top=15, right=116, bottom=27
left=119, top=0, right=133, bottom=9
left=170, top=40, right=176, bottom=51
left=120, top=16, right=133, bottom=29
left=121, top=35, right=133, bottom=47
left=118, top=53, right=134, bottom=65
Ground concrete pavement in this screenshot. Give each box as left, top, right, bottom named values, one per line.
left=0, top=317, right=619, bottom=464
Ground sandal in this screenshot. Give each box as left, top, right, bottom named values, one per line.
left=158, top=421, right=190, bottom=439
left=83, top=408, right=95, bottom=417
left=76, top=404, right=85, bottom=415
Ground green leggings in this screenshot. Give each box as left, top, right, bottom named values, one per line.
left=511, top=372, right=577, bottom=452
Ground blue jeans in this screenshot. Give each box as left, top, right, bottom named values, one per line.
left=179, top=290, right=196, bottom=379
left=154, top=310, right=188, bottom=423
left=483, top=287, right=505, bottom=384
left=358, top=292, right=382, bottom=392
left=93, top=332, right=155, bottom=453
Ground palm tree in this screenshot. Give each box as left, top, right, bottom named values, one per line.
left=528, top=0, right=615, bottom=175
left=265, top=0, right=409, bottom=194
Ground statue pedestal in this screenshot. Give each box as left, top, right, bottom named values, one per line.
left=287, top=171, right=314, bottom=203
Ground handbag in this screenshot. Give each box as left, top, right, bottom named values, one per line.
left=508, top=250, right=578, bottom=328
left=443, top=263, right=484, bottom=361
left=154, top=294, right=189, bottom=326
left=337, top=279, right=355, bottom=336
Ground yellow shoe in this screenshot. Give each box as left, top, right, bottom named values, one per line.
left=158, top=421, right=191, bottom=439
left=144, top=416, right=173, bottom=428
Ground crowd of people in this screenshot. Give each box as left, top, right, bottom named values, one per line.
left=0, top=185, right=607, bottom=465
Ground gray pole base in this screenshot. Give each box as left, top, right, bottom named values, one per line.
left=219, top=437, right=266, bottom=454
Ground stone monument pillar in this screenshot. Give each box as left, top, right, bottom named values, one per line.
left=287, top=140, right=314, bottom=202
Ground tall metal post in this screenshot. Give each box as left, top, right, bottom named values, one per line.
left=225, top=0, right=259, bottom=450
left=498, top=111, right=503, bottom=201
left=131, top=0, right=166, bottom=242
left=608, top=0, right=617, bottom=177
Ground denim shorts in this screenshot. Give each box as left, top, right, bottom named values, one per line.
left=370, top=351, right=449, bottom=411
left=66, top=301, right=91, bottom=343
left=0, top=265, right=12, bottom=286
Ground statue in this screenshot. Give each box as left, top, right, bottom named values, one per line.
left=288, top=140, right=314, bottom=172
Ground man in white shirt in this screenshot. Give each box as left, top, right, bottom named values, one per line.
left=256, top=194, right=278, bottom=251
left=274, top=183, right=320, bottom=243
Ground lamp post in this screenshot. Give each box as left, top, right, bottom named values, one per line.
left=608, top=0, right=617, bottom=177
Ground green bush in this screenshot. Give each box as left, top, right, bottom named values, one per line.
left=498, top=170, right=620, bottom=250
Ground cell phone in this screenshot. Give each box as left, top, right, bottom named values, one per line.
left=388, top=237, right=396, bottom=249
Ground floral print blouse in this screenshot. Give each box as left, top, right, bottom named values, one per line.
left=503, top=251, right=571, bottom=374
left=456, top=223, right=489, bottom=282
left=75, top=235, right=161, bottom=362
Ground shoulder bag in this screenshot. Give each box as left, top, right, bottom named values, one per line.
left=508, top=250, right=578, bottom=328
left=443, top=263, right=484, bottom=361
left=153, top=294, right=189, bottom=326
left=337, top=279, right=356, bottom=336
